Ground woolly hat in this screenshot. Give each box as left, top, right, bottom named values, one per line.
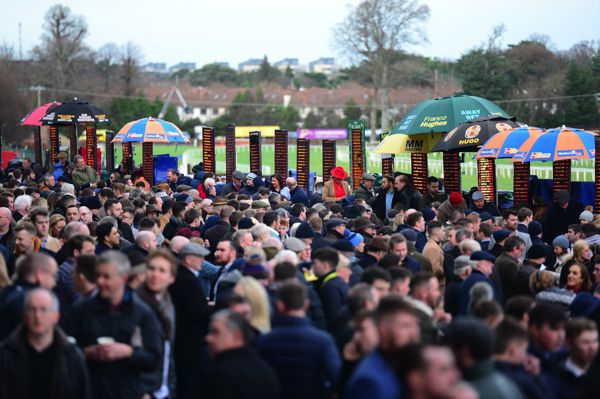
left=449, top=192, right=463, bottom=205
left=348, top=233, right=364, bottom=248
left=422, top=208, right=436, bottom=222
left=552, top=235, right=570, bottom=250
left=527, top=244, right=547, bottom=260
left=294, top=222, right=315, bottom=239
left=492, top=229, right=511, bottom=243
left=527, top=221, right=543, bottom=237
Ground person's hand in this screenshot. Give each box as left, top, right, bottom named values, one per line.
left=433, top=308, right=452, bottom=323
left=343, top=341, right=360, bottom=362
left=523, top=354, right=540, bottom=376
left=95, top=343, right=133, bottom=362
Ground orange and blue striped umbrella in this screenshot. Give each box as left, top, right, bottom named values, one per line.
left=112, top=117, right=189, bottom=143
left=476, top=126, right=544, bottom=159
left=512, top=126, right=596, bottom=162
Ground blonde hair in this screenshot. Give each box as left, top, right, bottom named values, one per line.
left=234, top=277, right=271, bottom=333
left=529, top=270, right=558, bottom=294
left=0, top=256, right=10, bottom=288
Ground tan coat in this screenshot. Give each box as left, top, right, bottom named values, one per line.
left=422, top=238, right=446, bottom=290
left=322, top=180, right=352, bottom=202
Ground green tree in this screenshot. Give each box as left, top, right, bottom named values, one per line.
left=188, top=63, right=239, bottom=86
left=302, top=111, right=322, bottom=128
left=561, top=61, right=598, bottom=128
left=257, top=56, right=280, bottom=82
left=456, top=48, right=516, bottom=100
left=343, top=98, right=362, bottom=122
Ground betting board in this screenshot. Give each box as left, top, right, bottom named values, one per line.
left=249, top=131, right=262, bottom=175
left=297, top=138, right=310, bottom=191
left=201, top=127, right=215, bottom=174
left=142, top=142, right=154, bottom=185
left=553, top=160, right=570, bottom=194
left=477, top=158, right=497, bottom=203
left=49, top=126, right=59, bottom=163
left=105, top=130, right=115, bottom=172
left=382, top=154, right=394, bottom=177
left=225, top=124, right=236, bottom=182
left=85, top=125, right=97, bottom=169
left=122, top=142, right=133, bottom=171
left=348, top=120, right=365, bottom=189
left=33, top=127, right=42, bottom=164
left=274, top=130, right=288, bottom=177
left=322, top=140, right=337, bottom=182
left=443, top=152, right=461, bottom=194
left=513, top=161, right=530, bottom=207
left=411, top=153, right=428, bottom=194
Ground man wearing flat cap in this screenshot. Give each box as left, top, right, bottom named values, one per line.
left=353, top=173, right=376, bottom=202
left=169, top=243, right=212, bottom=398
left=324, top=218, right=347, bottom=243
left=459, top=251, right=501, bottom=315
left=221, top=170, right=246, bottom=196
left=542, top=190, right=584, bottom=243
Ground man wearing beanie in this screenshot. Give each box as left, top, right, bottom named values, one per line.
left=516, top=244, right=547, bottom=295
left=437, top=192, right=467, bottom=224
left=528, top=221, right=556, bottom=269
left=542, top=190, right=584, bottom=243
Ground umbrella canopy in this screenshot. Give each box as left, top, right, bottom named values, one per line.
left=476, top=126, right=544, bottom=159
left=431, top=115, right=520, bottom=152
left=112, top=117, right=189, bottom=143
left=20, top=102, right=61, bottom=127
left=41, top=98, right=109, bottom=125
left=513, top=126, right=596, bottom=163
left=391, top=95, right=510, bottom=135
left=373, top=133, right=440, bottom=154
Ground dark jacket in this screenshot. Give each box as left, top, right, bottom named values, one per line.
left=63, top=289, right=162, bottom=399
left=532, top=236, right=556, bottom=271
left=316, top=271, right=349, bottom=328
left=0, top=326, right=91, bottom=399
left=468, top=202, right=501, bottom=217
left=495, top=253, right=520, bottom=304
left=345, top=349, right=401, bottom=399
left=205, top=220, right=231, bottom=255
left=495, top=360, right=552, bottom=399
left=459, top=270, right=501, bottom=315
left=122, top=245, right=149, bottom=267
left=400, top=255, right=422, bottom=274
left=464, top=359, right=524, bottom=399
left=444, top=274, right=464, bottom=317
left=0, top=280, right=38, bottom=340
left=162, top=215, right=185, bottom=241
left=0, top=225, right=15, bottom=254
left=542, top=200, right=585, bottom=243
left=258, top=316, right=341, bottom=399
left=219, top=182, right=242, bottom=196
left=289, top=185, right=310, bottom=206
left=169, top=266, right=211, bottom=377
left=353, top=183, right=374, bottom=202
left=397, top=187, right=426, bottom=211
left=516, top=260, right=541, bottom=296
left=370, top=188, right=401, bottom=222
left=206, top=346, right=280, bottom=399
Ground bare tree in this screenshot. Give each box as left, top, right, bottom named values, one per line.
left=121, top=42, right=142, bottom=96
left=32, top=4, right=89, bottom=91
left=333, top=0, right=429, bottom=141
left=97, top=43, right=121, bottom=91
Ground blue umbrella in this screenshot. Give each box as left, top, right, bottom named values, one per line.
left=112, top=117, right=188, bottom=143
left=476, top=126, right=545, bottom=159
left=513, top=126, right=596, bottom=163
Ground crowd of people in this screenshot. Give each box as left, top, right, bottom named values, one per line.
left=0, top=156, right=599, bottom=399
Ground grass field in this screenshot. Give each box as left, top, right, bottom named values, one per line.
left=114, top=142, right=596, bottom=191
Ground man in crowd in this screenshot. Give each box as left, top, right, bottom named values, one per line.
left=72, top=155, right=100, bottom=189
left=468, top=190, right=501, bottom=216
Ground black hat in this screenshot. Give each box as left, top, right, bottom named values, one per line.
left=295, top=222, right=315, bottom=239
left=238, top=217, right=256, bottom=230
left=527, top=244, right=547, bottom=260
left=470, top=251, right=496, bottom=262
left=479, top=212, right=493, bottom=222
left=527, top=221, right=543, bottom=237
left=79, top=195, right=102, bottom=210
left=399, top=228, right=418, bottom=243
left=492, top=229, right=511, bottom=243
left=332, top=239, right=354, bottom=253
left=326, top=218, right=347, bottom=230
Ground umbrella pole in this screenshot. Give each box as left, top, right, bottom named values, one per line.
left=69, top=125, right=78, bottom=161
left=443, top=152, right=461, bottom=194
left=33, top=126, right=42, bottom=165
left=552, top=160, right=570, bottom=194
left=85, top=124, right=97, bottom=171
left=596, top=136, right=600, bottom=212
left=513, top=162, right=530, bottom=208
left=410, top=153, right=428, bottom=194
left=142, top=142, right=154, bottom=186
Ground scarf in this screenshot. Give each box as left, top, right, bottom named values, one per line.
left=333, top=181, right=346, bottom=198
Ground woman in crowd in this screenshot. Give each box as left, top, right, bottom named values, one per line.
left=564, top=263, right=592, bottom=294
left=270, top=174, right=290, bottom=200
left=323, top=166, right=351, bottom=202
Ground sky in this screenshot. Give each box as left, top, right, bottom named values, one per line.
left=1, top=0, right=599, bottom=68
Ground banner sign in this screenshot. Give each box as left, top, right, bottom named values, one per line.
left=297, top=128, right=347, bottom=139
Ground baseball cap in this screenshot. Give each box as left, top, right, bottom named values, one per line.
left=472, top=191, right=484, bottom=201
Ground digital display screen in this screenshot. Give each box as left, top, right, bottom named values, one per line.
left=382, top=155, right=394, bottom=178
left=477, top=158, right=496, bottom=203
left=350, top=129, right=364, bottom=189
left=411, top=153, right=428, bottom=193
left=322, top=140, right=336, bottom=182
left=297, top=138, right=310, bottom=191
left=49, top=126, right=59, bottom=163
left=85, top=126, right=96, bottom=169
left=249, top=131, right=261, bottom=175
left=202, top=127, right=215, bottom=174
left=225, top=124, right=236, bottom=182
left=553, top=160, right=570, bottom=193
left=274, top=130, right=288, bottom=177
left=513, top=162, right=530, bottom=206
left=142, top=142, right=154, bottom=185
left=69, top=125, right=78, bottom=157
left=105, top=130, right=115, bottom=172
left=443, top=153, right=461, bottom=194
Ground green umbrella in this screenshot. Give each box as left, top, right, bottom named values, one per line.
left=392, top=95, right=510, bottom=135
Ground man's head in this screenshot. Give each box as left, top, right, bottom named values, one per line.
left=96, top=223, right=120, bottom=248
left=104, top=199, right=123, bottom=218
left=23, top=288, right=59, bottom=338
left=136, top=230, right=158, bottom=252
left=14, top=222, right=36, bottom=254
left=178, top=243, right=209, bottom=271
left=388, top=267, right=411, bottom=297
left=65, top=205, right=80, bottom=223
left=567, top=224, right=582, bottom=243
left=0, top=207, right=12, bottom=230
left=276, top=280, right=308, bottom=315
left=493, top=317, right=529, bottom=364
left=75, top=155, right=86, bottom=170
left=375, top=295, right=420, bottom=352
left=206, top=310, right=255, bottom=358
left=67, top=234, right=96, bottom=258
left=145, top=249, right=177, bottom=294
left=502, top=236, right=525, bottom=260
left=443, top=317, right=494, bottom=371
left=166, top=168, right=179, bottom=184
left=389, top=233, right=408, bottom=261
left=30, top=208, right=50, bottom=238
left=215, top=239, right=237, bottom=265
left=410, top=272, right=441, bottom=309
left=470, top=251, right=496, bottom=277
left=382, top=175, right=394, bottom=191
left=361, top=173, right=375, bottom=189
left=312, top=247, right=339, bottom=278
left=286, top=177, right=298, bottom=190
left=361, top=267, right=391, bottom=301
left=406, top=211, right=425, bottom=233
left=426, top=176, right=439, bottom=195
left=14, top=195, right=32, bottom=216
left=400, top=344, right=460, bottom=399
left=72, top=255, right=96, bottom=295
left=502, top=209, right=519, bottom=232
left=471, top=191, right=485, bottom=210
left=555, top=190, right=570, bottom=208
left=42, top=173, right=55, bottom=188
left=95, top=251, right=131, bottom=304
left=565, top=318, right=599, bottom=368
left=17, top=253, right=58, bottom=289
left=528, top=303, right=566, bottom=353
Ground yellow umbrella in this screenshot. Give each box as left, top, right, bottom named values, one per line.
left=373, top=133, right=440, bottom=154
